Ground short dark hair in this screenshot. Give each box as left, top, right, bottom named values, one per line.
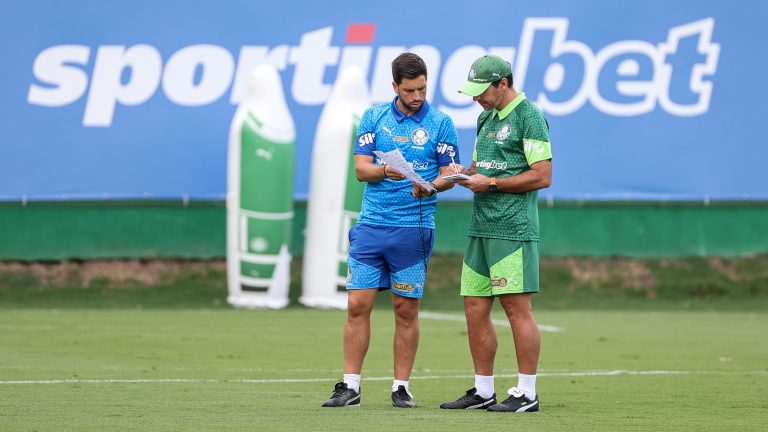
left=491, top=74, right=514, bottom=89
left=391, top=53, right=427, bottom=84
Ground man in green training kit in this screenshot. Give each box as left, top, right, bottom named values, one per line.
left=440, top=55, right=552, bottom=413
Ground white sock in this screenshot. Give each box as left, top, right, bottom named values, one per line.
left=392, top=379, right=409, bottom=392
left=474, top=374, right=495, bottom=399
left=517, top=373, right=537, bottom=400
left=343, top=374, right=361, bottom=393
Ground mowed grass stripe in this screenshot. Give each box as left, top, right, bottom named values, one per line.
left=3, top=369, right=767, bottom=385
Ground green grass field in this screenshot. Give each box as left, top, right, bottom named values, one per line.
left=2, top=306, right=767, bottom=431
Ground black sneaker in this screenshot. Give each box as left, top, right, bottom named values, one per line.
left=440, top=387, right=496, bottom=409
left=391, top=385, right=416, bottom=408
left=487, top=387, right=539, bottom=412
left=321, top=382, right=361, bottom=407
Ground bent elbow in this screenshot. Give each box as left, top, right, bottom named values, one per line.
left=539, top=173, right=552, bottom=189
left=354, top=167, right=366, bottom=182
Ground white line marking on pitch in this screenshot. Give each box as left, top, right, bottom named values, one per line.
left=3, top=370, right=765, bottom=385
left=0, top=379, right=217, bottom=385
left=420, top=311, right=565, bottom=332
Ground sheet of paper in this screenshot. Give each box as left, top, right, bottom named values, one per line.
left=373, top=149, right=436, bottom=191
left=441, top=173, right=471, bottom=181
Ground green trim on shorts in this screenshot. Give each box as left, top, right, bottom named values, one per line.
left=461, top=261, right=490, bottom=293
left=460, top=237, right=540, bottom=296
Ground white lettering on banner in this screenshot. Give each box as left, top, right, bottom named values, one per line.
left=590, top=40, right=659, bottom=116
left=288, top=27, right=339, bottom=104
left=84, top=45, right=162, bottom=127
left=26, top=18, right=720, bottom=127
left=515, top=17, right=720, bottom=117
left=27, top=45, right=90, bottom=107
left=515, top=18, right=595, bottom=116
left=162, top=45, right=235, bottom=106
left=657, top=19, right=720, bottom=116
left=229, top=46, right=289, bottom=103
left=368, top=46, right=402, bottom=102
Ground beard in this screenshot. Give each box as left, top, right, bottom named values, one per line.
left=408, top=100, right=423, bottom=111
left=397, top=96, right=423, bottom=114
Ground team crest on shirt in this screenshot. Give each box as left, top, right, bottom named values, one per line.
left=411, top=128, right=429, bottom=145
left=496, top=124, right=511, bottom=140
left=392, top=281, right=414, bottom=292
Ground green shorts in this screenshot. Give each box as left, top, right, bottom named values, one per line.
left=460, top=237, right=540, bottom=296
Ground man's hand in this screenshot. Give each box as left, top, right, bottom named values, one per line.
left=411, top=182, right=436, bottom=198
left=449, top=163, right=468, bottom=176
left=383, top=164, right=406, bottom=181
left=455, top=173, right=492, bottom=193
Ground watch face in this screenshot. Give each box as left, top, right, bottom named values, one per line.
left=489, top=183, right=497, bottom=192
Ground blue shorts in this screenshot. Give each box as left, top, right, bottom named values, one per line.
left=346, top=224, right=434, bottom=298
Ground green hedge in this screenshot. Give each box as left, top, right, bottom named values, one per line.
left=1, top=200, right=766, bottom=260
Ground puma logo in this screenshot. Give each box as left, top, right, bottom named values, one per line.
left=255, top=148, right=272, bottom=161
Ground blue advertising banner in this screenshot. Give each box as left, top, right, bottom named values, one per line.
left=1, top=0, right=765, bottom=201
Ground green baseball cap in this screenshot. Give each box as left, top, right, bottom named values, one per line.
left=458, top=55, right=512, bottom=97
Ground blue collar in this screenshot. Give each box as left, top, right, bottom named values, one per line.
left=390, top=96, right=429, bottom=123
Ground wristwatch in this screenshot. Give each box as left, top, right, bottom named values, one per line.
left=488, top=177, right=498, bottom=193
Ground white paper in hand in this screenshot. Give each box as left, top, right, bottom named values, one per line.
left=373, top=149, right=436, bottom=191
left=442, top=173, right=471, bottom=181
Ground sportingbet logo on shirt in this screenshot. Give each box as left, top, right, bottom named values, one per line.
left=476, top=160, right=509, bottom=170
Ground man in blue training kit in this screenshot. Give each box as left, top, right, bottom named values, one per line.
left=322, top=52, right=462, bottom=409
